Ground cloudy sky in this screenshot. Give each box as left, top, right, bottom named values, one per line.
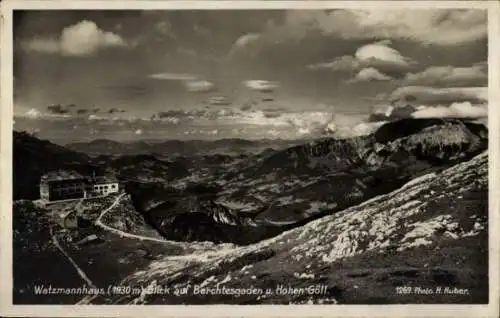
left=13, top=9, right=488, bottom=143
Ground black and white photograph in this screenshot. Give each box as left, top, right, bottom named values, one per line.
left=1, top=1, right=499, bottom=316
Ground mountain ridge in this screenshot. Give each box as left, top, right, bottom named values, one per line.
left=121, top=118, right=487, bottom=244
left=65, top=137, right=302, bottom=157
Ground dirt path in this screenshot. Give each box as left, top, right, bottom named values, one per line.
left=50, top=227, right=95, bottom=287
left=49, top=194, right=151, bottom=305
left=94, top=193, right=170, bottom=243
left=49, top=226, right=101, bottom=304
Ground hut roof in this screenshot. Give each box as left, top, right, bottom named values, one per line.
left=93, top=176, right=118, bottom=184
left=42, top=170, right=84, bottom=182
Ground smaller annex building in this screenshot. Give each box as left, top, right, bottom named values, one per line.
left=91, top=176, right=119, bottom=196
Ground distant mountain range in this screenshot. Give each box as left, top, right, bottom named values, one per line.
left=65, top=138, right=301, bottom=157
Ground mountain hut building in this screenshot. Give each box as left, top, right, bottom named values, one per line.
left=39, top=170, right=120, bottom=202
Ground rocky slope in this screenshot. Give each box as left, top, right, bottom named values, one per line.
left=104, top=150, right=487, bottom=304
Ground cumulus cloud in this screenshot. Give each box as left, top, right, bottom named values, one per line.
left=211, top=108, right=330, bottom=132
left=349, top=67, right=392, bottom=82
left=285, top=9, right=486, bottom=45
left=267, top=129, right=280, bottom=138
left=205, top=107, right=371, bottom=139
left=23, top=38, right=60, bottom=53
left=148, top=73, right=215, bottom=92
left=150, top=112, right=182, bottom=124
left=61, top=21, right=127, bottom=55
left=297, top=127, right=311, bottom=135
left=192, top=129, right=219, bottom=136
left=88, top=114, right=106, bottom=121
left=355, top=41, right=415, bottom=67
left=368, top=104, right=418, bottom=122
left=363, top=92, right=390, bottom=102
left=155, top=20, right=173, bottom=37
left=23, top=20, right=128, bottom=56
left=229, top=33, right=261, bottom=55
left=19, top=108, right=71, bottom=119
left=193, top=24, right=211, bottom=36
left=307, top=41, right=415, bottom=80
left=403, top=62, right=487, bottom=86
left=288, top=112, right=373, bottom=137
left=307, top=55, right=359, bottom=72
left=234, top=33, right=261, bottom=48
left=389, top=86, right=487, bottom=106
left=243, top=80, right=280, bottom=92
left=226, top=9, right=485, bottom=62
left=330, top=121, right=388, bottom=139
left=148, top=73, right=198, bottom=81
left=150, top=110, right=203, bottom=124
left=207, top=96, right=231, bottom=105
left=159, top=117, right=181, bottom=124
left=185, top=80, right=215, bottom=93
left=411, top=101, right=487, bottom=119
left=284, top=112, right=335, bottom=133
left=24, top=108, right=43, bottom=119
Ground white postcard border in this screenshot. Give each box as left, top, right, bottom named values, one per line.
left=1, top=1, right=499, bottom=317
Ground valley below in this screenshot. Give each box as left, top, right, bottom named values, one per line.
left=12, top=118, right=489, bottom=304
